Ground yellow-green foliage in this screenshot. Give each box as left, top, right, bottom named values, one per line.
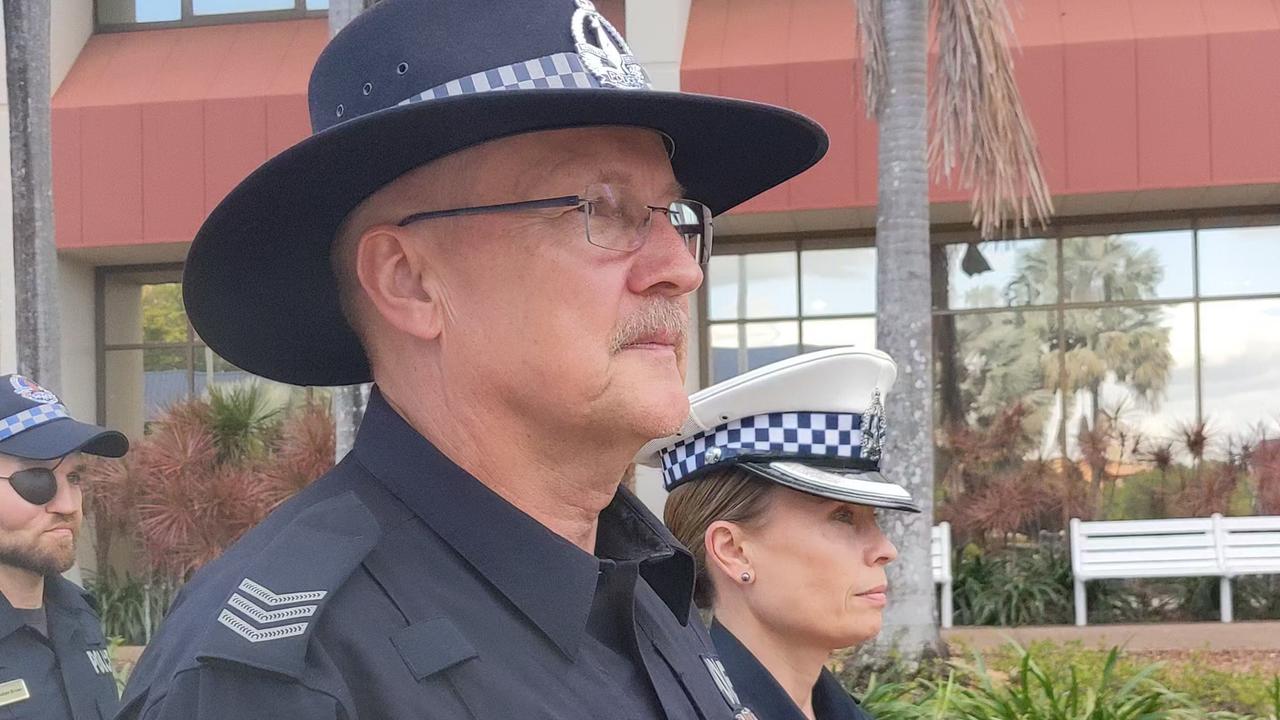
left=848, top=642, right=1280, bottom=720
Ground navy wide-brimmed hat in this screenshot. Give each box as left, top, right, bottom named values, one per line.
left=0, top=375, right=128, bottom=461
left=183, top=0, right=828, bottom=387
left=638, top=348, right=920, bottom=513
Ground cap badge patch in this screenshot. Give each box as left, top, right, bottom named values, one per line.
left=571, top=0, right=649, bottom=89
left=9, top=376, right=57, bottom=404
left=860, top=390, right=886, bottom=463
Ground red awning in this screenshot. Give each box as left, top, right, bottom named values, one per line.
left=682, top=0, right=1280, bottom=216
left=52, top=19, right=327, bottom=250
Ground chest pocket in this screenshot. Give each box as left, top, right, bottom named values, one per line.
left=391, top=618, right=478, bottom=680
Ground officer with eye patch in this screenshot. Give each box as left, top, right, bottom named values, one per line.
left=0, top=374, right=129, bottom=720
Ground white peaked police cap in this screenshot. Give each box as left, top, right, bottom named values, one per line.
left=638, top=347, right=919, bottom=513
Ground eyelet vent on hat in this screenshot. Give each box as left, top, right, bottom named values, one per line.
left=362, top=82, right=373, bottom=96
left=396, top=62, right=408, bottom=75
left=336, top=104, right=345, bottom=118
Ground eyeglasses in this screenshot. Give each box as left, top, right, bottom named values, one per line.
left=1, top=456, right=80, bottom=506
left=396, top=182, right=714, bottom=265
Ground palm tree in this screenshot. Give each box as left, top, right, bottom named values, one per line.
left=4, top=0, right=61, bottom=390
left=855, top=0, right=1053, bottom=663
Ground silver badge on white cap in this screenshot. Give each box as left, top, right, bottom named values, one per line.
left=571, top=0, right=649, bottom=89
left=860, top=391, right=886, bottom=463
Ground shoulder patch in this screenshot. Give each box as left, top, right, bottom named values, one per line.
left=196, top=491, right=380, bottom=679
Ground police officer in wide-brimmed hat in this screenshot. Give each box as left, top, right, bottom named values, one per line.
left=0, top=374, right=128, bottom=720
left=119, top=0, right=827, bottom=718
left=651, top=348, right=918, bottom=720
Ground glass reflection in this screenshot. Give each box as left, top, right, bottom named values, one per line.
left=1200, top=299, right=1280, bottom=439
left=193, top=0, right=293, bottom=14
left=1062, top=231, right=1193, bottom=302
left=1199, top=225, right=1280, bottom=297
left=801, top=318, right=876, bottom=353
left=936, top=239, right=1056, bottom=311
left=709, top=324, right=741, bottom=383
left=800, top=247, right=876, bottom=316
left=99, top=0, right=181, bottom=24
left=936, top=309, right=1058, bottom=453
left=743, top=321, right=800, bottom=371
left=1058, top=304, right=1196, bottom=452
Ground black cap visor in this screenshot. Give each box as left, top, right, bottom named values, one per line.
left=0, top=418, right=129, bottom=461
left=739, top=461, right=920, bottom=513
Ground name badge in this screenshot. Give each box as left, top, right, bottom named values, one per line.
left=0, top=679, right=30, bottom=707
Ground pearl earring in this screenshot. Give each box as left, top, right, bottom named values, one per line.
left=740, top=571, right=752, bottom=582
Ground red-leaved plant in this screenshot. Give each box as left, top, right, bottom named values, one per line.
left=83, top=384, right=334, bottom=581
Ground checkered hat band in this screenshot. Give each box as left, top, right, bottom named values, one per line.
left=660, top=412, right=865, bottom=490
left=397, top=52, right=634, bottom=106
left=0, top=403, right=69, bottom=442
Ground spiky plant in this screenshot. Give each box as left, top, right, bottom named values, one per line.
left=83, top=386, right=335, bottom=582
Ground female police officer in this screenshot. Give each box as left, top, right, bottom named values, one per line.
left=0, top=374, right=128, bottom=720
left=641, top=348, right=919, bottom=720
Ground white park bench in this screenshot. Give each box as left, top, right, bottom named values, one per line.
left=932, top=521, right=953, bottom=628
left=1069, top=514, right=1280, bottom=625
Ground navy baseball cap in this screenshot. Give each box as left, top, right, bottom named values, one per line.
left=0, top=374, right=128, bottom=461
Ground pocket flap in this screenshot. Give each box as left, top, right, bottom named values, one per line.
left=391, top=618, right=477, bottom=680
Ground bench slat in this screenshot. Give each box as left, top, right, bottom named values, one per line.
left=1081, top=534, right=1214, bottom=551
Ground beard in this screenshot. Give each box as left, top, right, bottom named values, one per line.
left=0, top=530, right=77, bottom=577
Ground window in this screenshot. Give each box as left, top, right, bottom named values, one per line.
left=98, top=266, right=313, bottom=437
left=704, top=241, right=876, bottom=384
left=703, top=217, right=1280, bottom=465
left=97, top=0, right=325, bottom=30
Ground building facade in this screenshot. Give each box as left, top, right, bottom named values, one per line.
left=3, top=0, right=1280, bottom=541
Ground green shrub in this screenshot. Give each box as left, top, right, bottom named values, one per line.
left=952, top=542, right=1074, bottom=626
left=84, top=570, right=176, bottom=645
left=842, top=642, right=1279, bottom=719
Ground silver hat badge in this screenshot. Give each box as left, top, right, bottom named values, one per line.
left=571, top=0, right=650, bottom=89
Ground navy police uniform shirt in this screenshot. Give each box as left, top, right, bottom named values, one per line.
left=0, top=575, right=120, bottom=720
left=118, top=388, right=742, bottom=720
left=710, top=621, right=875, bottom=720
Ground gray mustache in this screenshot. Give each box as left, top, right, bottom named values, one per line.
left=610, top=302, right=689, bottom=354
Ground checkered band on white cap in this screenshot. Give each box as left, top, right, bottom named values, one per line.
left=397, top=52, right=639, bottom=107
left=659, top=412, right=868, bottom=490
left=0, top=403, right=69, bottom=442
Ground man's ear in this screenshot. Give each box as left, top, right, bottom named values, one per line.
left=355, top=224, right=447, bottom=342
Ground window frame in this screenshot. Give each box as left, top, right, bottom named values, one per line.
left=700, top=209, right=1280, bottom=446
left=94, top=0, right=326, bottom=33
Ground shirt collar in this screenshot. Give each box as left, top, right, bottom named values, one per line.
left=353, top=387, right=693, bottom=658
left=711, top=621, right=868, bottom=720
left=0, top=574, right=82, bottom=639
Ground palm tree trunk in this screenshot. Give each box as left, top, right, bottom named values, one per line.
left=329, top=0, right=371, bottom=460
left=4, top=0, right=60, bottom=390
left=870, top=0, right=943, bottom=664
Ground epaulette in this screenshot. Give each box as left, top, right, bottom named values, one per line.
left=193, top=491, right=380, bottom=679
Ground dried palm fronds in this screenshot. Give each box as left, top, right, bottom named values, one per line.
left=855, top=0, right=1054, bottom=238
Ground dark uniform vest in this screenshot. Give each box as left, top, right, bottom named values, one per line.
left=0, top=576, right=120, bottom=720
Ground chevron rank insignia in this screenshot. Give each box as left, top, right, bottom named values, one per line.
left=217, top=578, right=328, bottom=643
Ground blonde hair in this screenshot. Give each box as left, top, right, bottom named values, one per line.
left=663, top=467, right=775, bottom=609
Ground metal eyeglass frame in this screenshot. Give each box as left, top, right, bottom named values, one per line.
left=395, top=188, right=714, bottom=265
